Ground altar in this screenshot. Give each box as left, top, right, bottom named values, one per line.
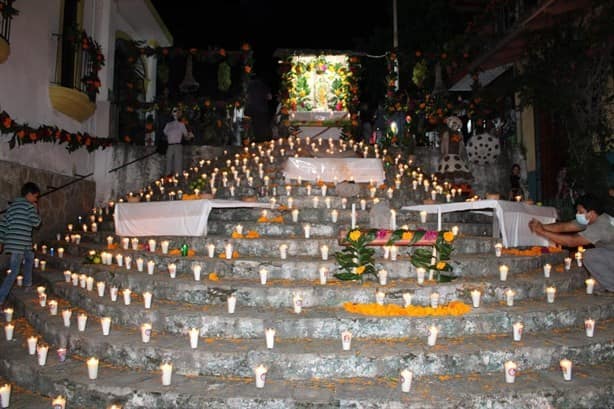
left=282, top=157, right=385, bottom=184
left=114, top=199, right=272, bottom=237
left=401, top=200, right=558, bottom=248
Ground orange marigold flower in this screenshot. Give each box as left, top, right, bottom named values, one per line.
left=355, top=265, right=366, bottom=275
left=443, top=232, right=455, bottom=243
left=245, top=230, right=260, bottom=238
left=231, top=232, right=244, bottom=239
left=208, top=272, right=220, bottom=281
left=343, top=301, right=470, bottom=317
left=257, top=216, right=268, bottom=223
left=436, top=261, right=447, bottom=270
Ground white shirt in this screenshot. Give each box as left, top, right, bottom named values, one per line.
left=163, top=120, right=188, bottom=144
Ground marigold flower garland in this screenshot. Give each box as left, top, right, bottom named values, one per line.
left=343, top=301, right=471, bottom=317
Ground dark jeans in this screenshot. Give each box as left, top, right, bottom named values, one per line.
left=0, top=250, right=34, bottom=303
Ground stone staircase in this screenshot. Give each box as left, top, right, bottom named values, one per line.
left=1, top=139, right=613, bottom=408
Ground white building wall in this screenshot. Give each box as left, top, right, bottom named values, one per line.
left=0, top=0, right=171, bottom=202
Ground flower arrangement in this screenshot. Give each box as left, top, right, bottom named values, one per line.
left=343, top=300, right=471, bottom=317
left=397, top=230, right=456, bottom=282
left=0, top=0, right=18, bottom=19
left=334, top=228, right=377, bottom=281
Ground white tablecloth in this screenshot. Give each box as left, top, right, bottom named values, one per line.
left=401, top=200, right=558, bottom=248
left=283, top=157, right=385, bottom=184
left=114, top=199, right=272, bottom=237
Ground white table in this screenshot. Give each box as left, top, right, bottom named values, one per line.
left=401, top=200, right=558, bottom=248
left=114, top=199, right=272, bottom=237
left=282, top=157, right=386, bottom=184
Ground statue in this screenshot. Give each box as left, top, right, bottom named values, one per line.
left=437, top=116, right=472, bottom=180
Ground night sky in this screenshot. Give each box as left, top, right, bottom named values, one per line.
left=150, top=0, right=391, bottom=82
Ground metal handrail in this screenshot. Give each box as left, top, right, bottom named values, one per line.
left=107, top=150, right=158, bottom=174
left=0, top=172, right=93, bottom=215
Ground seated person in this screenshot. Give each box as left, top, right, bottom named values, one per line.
left=529, top=194, right=614, bottom=294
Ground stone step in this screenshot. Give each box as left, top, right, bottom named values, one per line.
left=0, top=327, right=612, bottom=408
left=34, top=262, right=587, bottom=308
left=41, top=243, right=568, bottom=281
left=0, top=376, right=73, bottom=409
left=49, top=232, right=498, bottom=258
left=14, top=282, right=613, bottom=339
left=10, top=304, right=614, bottom=380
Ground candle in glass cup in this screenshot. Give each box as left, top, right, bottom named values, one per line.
left=331, top=209, right=338, bottom=223
left=167, top=263, right=177, bottom=279
left=585, top=278, right=595, bottom=294
left=430, top=292, right=440, bottom=308
left=37, top=344, right=48, bottom=366
left=390, top=245, right=398, bottom=261
left=148, top=239, right=157, bottom=252
left=543, top=263, right=551, bottom=278
left=585, top=318, right=595, bottom=337
left=402, top=292, right=412, bottom=307
left=85, top=276, right=94, bottom=291
left=161, top=240, right=170, bottom=254
left=303, top=224, right=311, bottom=239
left=115, top=254, right=123, bottom=267
left=87, top=357, right=99, bottom=380
left=499, top=265, right=509, bottom=281
left=325, top=197, right=331, bottom=209
left=512, top=322, right=523, bottom=341
left=419, top=211, right=427, bottom=223
left=4, top=323, right=14, bottom=341
left=121, top=238, right=129, bottom=250
left=130, top=238, right=139, bottom=250
left=27, top=336, right=37, bottom=355
left=494, top=243, right=503, bottom=257
left=416, top=267, right=426, bottom=284
left=61, top=309, right=72, bottom=327
left=259, top=268, right=268, bottom=285
left=546, top=286, right=556, bottom=303
left=564, top=257, right=572, bottom=270
left=471, top=289, right=481, bottom=308
left=360, top=199, right=367, bottom=211
left=377, top=269, right=388, bottom=286
left=122, top=289, right=132, bottom=305
left=505, top=289, right=515, bottom=306
left=560, top=359, right=572, bottom=381
left=143, top=291, right=152, bottom=309
left=52, top=396, right=67, bottom=409
left=254, top=364, right=267, bottom=388
left=189, top=327, right=199, bottom=349
left=77, top=313, right=87, bottom=332
left=225, top=243, right=233, bottom=259
left=147, top=260, right=155, bottom=275
left=279, top=244, right=288, bottom=260
left=110, top=286, right=118, bottom=302
left=48, top=300, right=58, bottom=316
left=320, top=245, right=329, bottom=260
left=504, top=361, right=517, bottom=383
left=265, top=328, right=275, bottom=349
left=312, top=196, right=319, bottom=208
left=341, top=330, right=352, bottom=351
left=3, top=308, right=13, bottom=323
left=227, top=294, right=237, bottom=314
left=141, top=323, right=152, bottom=343
left=427, top=325, right=439, bottom=346
left=292, top=292, right=303, bottom=314
left=101, top=317, right=111, bottom=335
left=136, top=258, right=144, bottom=272
left=375, top=289, right=386, bottom=305
left=575, top=252, right=583, bottom=267
left=400, top=369, right=413, bottom=393
left=161, top=362, right=173, bottom=386
left=96, top=281, right=105, bottom=297
left=39, top=260, right=46, bottom=271
left=451, top=225, right=459, bottom=236
left=0, top=384, right=10, bottom=408
left=319, top=267, right=328, bottom=285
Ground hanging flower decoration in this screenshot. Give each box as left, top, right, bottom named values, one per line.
left=63, top=26, right=105, bottom=97
left=0, top=0, right=18, bottom=19
left=1, top=110, right=113, bottom=152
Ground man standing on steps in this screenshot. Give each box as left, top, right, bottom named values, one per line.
left=529, top=194, right=614, bottom=294
left=163, top=107, right=189, bottom=176
left=0, top=182, right=42, bottom=306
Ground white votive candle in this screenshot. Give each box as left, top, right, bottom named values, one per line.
left=471, top=289, right=481, bottom=308
left=279, top=244, right=288, bottom=260
left=494, top=243, right=503, bottom=257
left=504, top=361, right=517, bottom=383
left=188, top=327, right=199, bottom=349
left=101, top=317, right=111, bottom=335
left=225, top=243, right=233, bottom=259
left=167, top=263, right=176, bottom=279
left=499, top=265, right=509, bottom=281
left=402, top=292, right=412, bottom=307
left=136, top=257, right=144, bottom=272
left=320, top=245, right=329, bottom=260
left=564, top=257, right=572, bottom=270
left=585, top=278, right=595, bottom=294
left=37, top=344, right=48, bottom=366
left=512, top=322, right=523, bottom=341
left=331, top=209, right=338, bottom=223
left=319, top=267, right=328, bottom=285
left=265, top=328, right=275, bottom=349
left=430, top=292, right=440, bottom=308
left=130, top=238, right=139, bottom=250
left=121, top=238, right=129, bottom=250
left=115, top=254, right=123, bottom=267
left=161, top=362, right=173, bottom=386
left=427, top=325, right=438, bottom=346
left=400, top=369, right=413, bottom=393
left=560, top=358, right=572, bottom=381
left=143, top=291, right=152, bottom=309
left=254, top=364, right=267, bottom=388
left=77, top=313, right=87, bottom=332
left=585, top=318, right=595, bottom=337
left=122, top=289, right=132, bottom=305
left=419, top=211, right=427, bottom=223
left=227, top=294, right=237, bottom=314
left=341, top=330, right=352, bottom=351
left=87, top=357, right=99, bottom=379
left=543, top=263, right=551, bottom=278
left=292, top=292, right=303, bottom=314
left=3, top=308, right=13, bottom=323
left=375, top=289, right=385, bottom=305
left=48, top=300, right=58, bottom=316
left=4, top=324, right=14, bottom=341
left=351, top=204, right=356, bottom=228
left=141, top=323, right=152, bottom=343
left=0, top=383, right=11, bottom=408
left=192, top=264, right=202, bottom=281
left=546, top=286, right=556, bottom=303
left=259, top=268, right=268, bottom=285
left=416, top=267, right=426, bottom=285
left=62, top=309, right=72, bottom=327
left=377, top=269, right=388, bottom=286
left=110, top=286, right=118, bottom=302
left=147, top=260, right=155, bottom=275
left=27, top=336, right=37, bottom=355
left=505, top=289, right=515, bottom=306
left=303, top=224, right=311, bottom=239
left=161, top=240, right=170, bottom=254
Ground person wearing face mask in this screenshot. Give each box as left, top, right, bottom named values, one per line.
left=163, top=107, right=188, bottom=176
left=529, top=194, right=614, bottom=294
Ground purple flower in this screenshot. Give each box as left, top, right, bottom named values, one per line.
left=423, top=231, right=438, bottom=241
left=376, top=230, right=388, bottom=239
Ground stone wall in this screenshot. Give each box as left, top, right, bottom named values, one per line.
left=0, top=160, right=96, bottom=246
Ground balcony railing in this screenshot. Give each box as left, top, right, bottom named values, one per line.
left=52, top=28, right=103, bottom=102
left=0, top=0, right=16, bottom=44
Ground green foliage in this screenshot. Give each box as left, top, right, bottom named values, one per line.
left=334, top=229, right=377, bottom=281
left=217, top=62, right=232, bottom=92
